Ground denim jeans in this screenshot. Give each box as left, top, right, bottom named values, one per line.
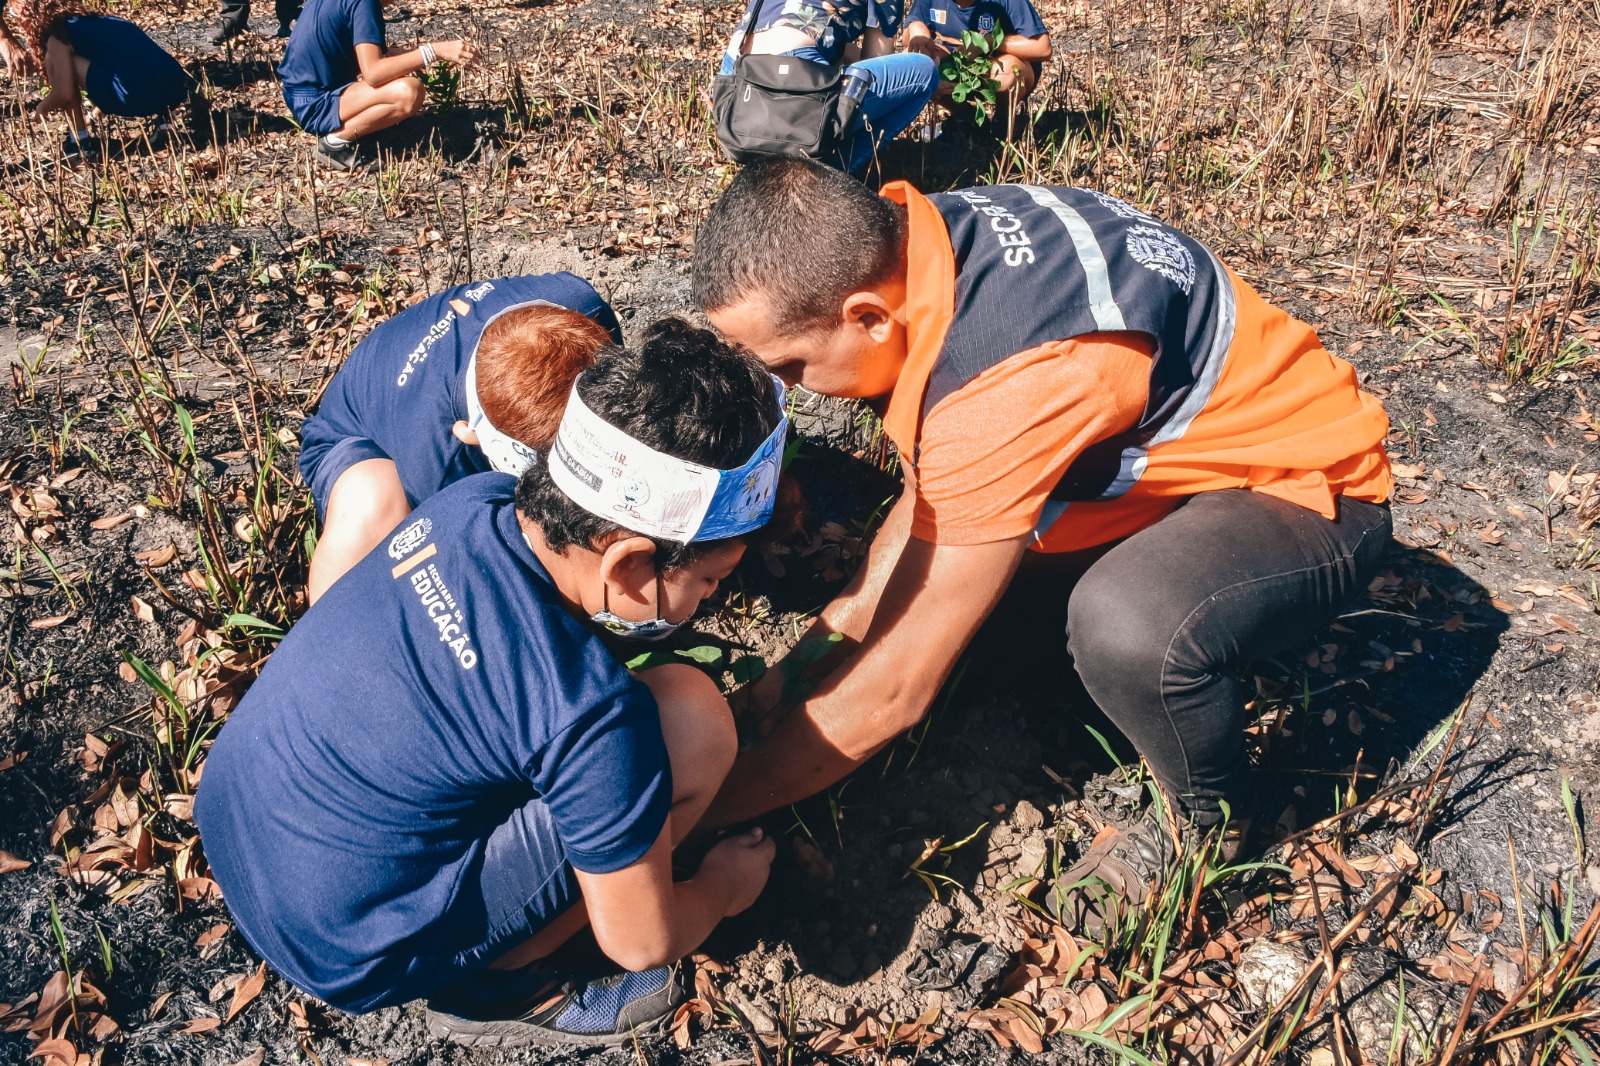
left=717, top=48, right=938, bottom=171
left=1028, top=490, right=1393, bottom=825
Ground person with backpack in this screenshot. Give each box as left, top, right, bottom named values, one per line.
left=716, top=0, right=937, bottom=172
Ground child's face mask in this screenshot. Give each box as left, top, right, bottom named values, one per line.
left=591, top=573, right=688, bottom=642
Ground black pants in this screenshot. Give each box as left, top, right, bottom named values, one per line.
left=1047, top=490, right=1391, bottom=825
left=220, top=0, right=302, bottom=27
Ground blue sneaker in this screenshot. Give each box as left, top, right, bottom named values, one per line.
left=425, top=963, right=688, bottom=1048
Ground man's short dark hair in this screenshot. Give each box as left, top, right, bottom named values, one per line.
left=515, top=317, right=782, bottom=570
left=691, top=159, right=907, bottom=333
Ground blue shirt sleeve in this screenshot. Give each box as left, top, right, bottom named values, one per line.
left=532, top=686, right=672, bottom=874
left=1001, top=0, right=1047, bottom=37
left=349, top=0, right=387, bottom=49
left=869, top=0, right=905, bottom=37
left=905, top=0, right=934, bottom=26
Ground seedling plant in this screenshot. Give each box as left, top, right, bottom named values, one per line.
left=939, top=28, right=1004, bottom=125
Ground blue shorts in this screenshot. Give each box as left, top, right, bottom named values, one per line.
left=444, top=796, right=581, bottom=977
left=284, top=83, right=351, bottom=136
left=66, top=16, right=188, bottom=117
left=230, top=794, right=580, bottom=1012
left=300, top=434, right=390, bottom=520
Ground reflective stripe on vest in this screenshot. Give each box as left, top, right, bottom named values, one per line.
left=923, top=186, right=1237, bottom=538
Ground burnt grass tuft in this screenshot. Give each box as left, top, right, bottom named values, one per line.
left=2, top=0, right=1600, bottom=1062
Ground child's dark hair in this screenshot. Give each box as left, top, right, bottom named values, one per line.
left=514, top=317, right=782, bottom=570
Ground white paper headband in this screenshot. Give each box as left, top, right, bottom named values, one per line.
left=547, top=376, right=787, bottom=543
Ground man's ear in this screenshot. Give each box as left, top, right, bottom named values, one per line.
left=596, top=534, right=659, bottom=607
left=841, top=289, right=898, bottom=345
left=451, top=421, right=480, bottom=446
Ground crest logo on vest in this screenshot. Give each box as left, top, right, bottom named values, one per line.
left=389, top=517, right=433, bottom=560
left=1126, top=225, right=1196, bottom=295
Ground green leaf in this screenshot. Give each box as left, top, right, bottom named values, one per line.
left=729, top=654, right=768, bottom=685
left=222, top=612, right=284, bottom=635
left=676, top=645, right=725, bottom=665
left=625, top=650, right=680, bottom=672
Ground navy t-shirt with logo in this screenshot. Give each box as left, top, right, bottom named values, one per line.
left=277, top=0, right=387, bottom=94
left=194, top=475, right=672, bottom=1012
left=299, top=273, right=622, bottom=509
left=908, top=0, right=1046, bottom=41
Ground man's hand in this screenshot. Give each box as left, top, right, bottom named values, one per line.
left=697, top=828, right=776, bottom=916
left=705, top=533, right=1029, bottom=828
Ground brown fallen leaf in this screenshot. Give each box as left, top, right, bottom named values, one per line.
left=28, top=1037, right=77, bottom=1066
left=0, top=851, right=30, bottom=875
left=227, top=1050, right=266, bottom=1066
left=130, top=596, right=156, bottom=624
left=90, top=513, right=130, bottom=531
left=149, top=991, right=174, bottom=1020
left=177, top=1016, right=222, bottom=1034
left=134, top=544, right=178, bottom=568
left=29, top=616, right=69, bottom=630
left=226, top=963, right=267, bottom=1023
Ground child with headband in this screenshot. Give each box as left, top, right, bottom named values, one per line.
left=299, top=272, right=620, bottom=603
left=198, top=319, right=787, bottom=1046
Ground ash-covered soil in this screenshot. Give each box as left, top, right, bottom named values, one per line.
left=2, top=0, right=1599, bottom=1062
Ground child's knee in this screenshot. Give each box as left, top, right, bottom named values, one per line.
left=325, top=459, right=409, bottom=540
left=640, top=665, right=736, bottom=790
left=396, top=76, right=426, bottom=115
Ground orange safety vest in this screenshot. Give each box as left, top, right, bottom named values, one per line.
left=880, top=181, right=1393, bottom=553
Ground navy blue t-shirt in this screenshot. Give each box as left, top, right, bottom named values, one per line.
left=908, top=0, right=1046, bottom=40
left=277, top=0, right=386, bottom=94
left=64, top=16, right=188, bottom=117
left=299, top=273, right=622, bottom=509
left=194, top=475, right=672, bottom=1012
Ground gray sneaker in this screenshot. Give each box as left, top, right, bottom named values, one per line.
left=426, top=963, right=688, bottom=1048
left=313, top=135, right=359, bottom=171
left=1043, top=808, right=1174, bottom=939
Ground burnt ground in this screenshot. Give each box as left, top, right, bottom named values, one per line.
left=2, top=0, right=1600, bottom=1062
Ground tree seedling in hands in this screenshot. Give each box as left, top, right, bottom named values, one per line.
left=939, top=28, right=1004, bottom=125
left=420, top=60, right=461, bottom=114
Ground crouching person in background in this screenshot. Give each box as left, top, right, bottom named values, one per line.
left=196, top=320, right=786, bottom=1046
left=279, top=0, right=475, bottom=170
left=1, top=0, right=189, bottom=161
left=298, top=272, right=620, bottom=603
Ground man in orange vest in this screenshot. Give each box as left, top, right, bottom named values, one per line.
left=690, top=159, right=1393, bottom=931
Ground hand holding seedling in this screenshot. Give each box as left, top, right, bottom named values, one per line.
left=939, top=28, right=1004, bottom=122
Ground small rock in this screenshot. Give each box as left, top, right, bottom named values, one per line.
left=1011, top=800, right=1045, bottom=830
left=1017, top=831, right=1049, bottom=877
left=762, top=958, right=789, bottom=986
left=1236, top=939, right=1309, bottom=1010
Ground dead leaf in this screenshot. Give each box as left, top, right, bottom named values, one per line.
left=0, top=851, right=29, bottom=875
left=28, top=1038, right=77, bottom=1066
left=449, top=298, right=473, bottom=315
left=130, top=596, right=156, bottom=624
left=149, top=991, right=174, bottom=1020
left=227, top=1048, right=266, bottom=1066
left=134, top=544, right=178, bottom=568
left=177, top=1016, right=222, bottom=1034
left=29, top=616, right=69, bottom=630
left=225, top=963, right=267, bottom=1022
